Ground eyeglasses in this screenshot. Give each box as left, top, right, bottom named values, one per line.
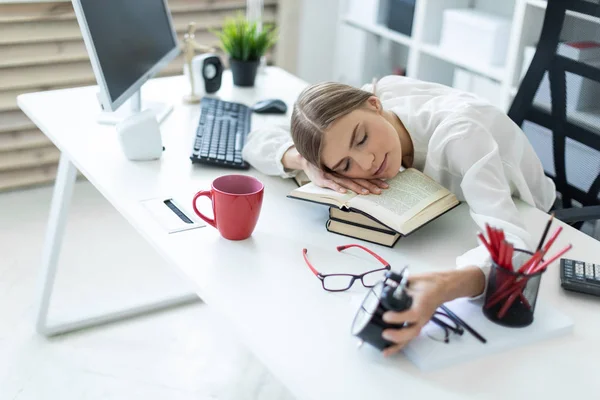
left=424, top=309, right=465, bottom=343
left=423, top=305, right=487, bottom=344
left=302, top=244, right=391, bottom=292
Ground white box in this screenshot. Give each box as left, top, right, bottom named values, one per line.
left=453, top=68, right=502, bottom=106
left=440, top=8, right=511, bottom=66
left=558, top=41, right=600, bottom=62
left=521, top=45, right=600, bottom=111
left=348, top=0, right=380, bottom=24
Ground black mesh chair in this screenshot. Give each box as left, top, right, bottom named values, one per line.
left=508, top=0, right=600, bottom=230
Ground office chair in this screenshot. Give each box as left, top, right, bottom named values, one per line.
left=508, top=0, right=600, bottom=230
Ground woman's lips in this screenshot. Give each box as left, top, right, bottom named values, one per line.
left=374, top=154, right=388, bottom=176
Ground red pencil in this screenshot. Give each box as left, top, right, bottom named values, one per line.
left=478, top=233, right=496, bottom=262
left=505, top=244, right=514, bottom=270
left=498, top=287, right=522, bottom=319
left=487, top=250, right=543, bottom=304
left=486, top=224, right=497, bottom=254
left=498, top=240, right=506, bottom=268
left=529, top=244, right=573, bottom=274
left=542, top=226, right=563, bottom=253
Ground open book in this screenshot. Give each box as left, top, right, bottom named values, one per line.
left=288, top=168, right=460, bottom=236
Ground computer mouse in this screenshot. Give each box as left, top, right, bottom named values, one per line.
left=252, top=99, right=288, bottom=114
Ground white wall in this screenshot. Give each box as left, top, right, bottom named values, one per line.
left=294, top=0, right=341, bottom=83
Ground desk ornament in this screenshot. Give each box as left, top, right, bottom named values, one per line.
left=182, top=22, right=222, bottom=104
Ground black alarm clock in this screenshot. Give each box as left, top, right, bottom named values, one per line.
left=351, top=268, right=413, bottom=351
left=192, top=54, right=224, bottom=94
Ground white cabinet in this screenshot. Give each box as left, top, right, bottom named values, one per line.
left=333, top=0, right=548, bottom=111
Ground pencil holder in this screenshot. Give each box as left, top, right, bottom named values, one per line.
left=482, top=249, right=545, bottom=328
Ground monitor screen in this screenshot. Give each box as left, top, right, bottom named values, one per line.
left=78, top=0, right=177, bottom=103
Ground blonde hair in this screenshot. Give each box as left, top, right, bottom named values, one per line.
left=291, top=82, right=373, bottom=169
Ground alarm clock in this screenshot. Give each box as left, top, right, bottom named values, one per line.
left=351, top=268, right=413, bottom=351
left=185, top=53, right=224, bottom=96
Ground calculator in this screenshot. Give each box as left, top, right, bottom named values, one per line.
left=560, top=258, right=600, bottom=297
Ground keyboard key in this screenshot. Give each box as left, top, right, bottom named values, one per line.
left=585, top=263, right=595, bottom=279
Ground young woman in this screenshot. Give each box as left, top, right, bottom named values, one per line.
left=242, top=75, right=556, bottom=355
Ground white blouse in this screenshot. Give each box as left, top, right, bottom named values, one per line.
left=242, top=75, right=557, bottom=298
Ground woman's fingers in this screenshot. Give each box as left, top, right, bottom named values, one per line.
left=369, top=179, right=389, bottom=189
left=382, top=324, right=423, bottom=346
left=353, top=179, right=384, bottom=194
left=321, top=179, right=347, bottom=193
left=325, top=174, right=370, bottom=194
left=326, top=174, right=381, bottom=195
left=382, top=308, right=418, bottom=325
left=382, top=343, right=407, bottom=357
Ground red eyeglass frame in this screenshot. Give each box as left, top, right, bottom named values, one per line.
left=302, top=244, right=391, bottom=292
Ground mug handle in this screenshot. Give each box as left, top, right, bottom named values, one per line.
left=192, top=190, right=217, bottom=228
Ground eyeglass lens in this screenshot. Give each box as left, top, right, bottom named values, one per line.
left=361, top=269, right=387, bottom=287
left=322, top=274, right=356, bottom=291
left=424, top=312, right=462, bottom=343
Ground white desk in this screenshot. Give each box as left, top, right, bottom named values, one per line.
left=18, top=67, right=600, bottom=399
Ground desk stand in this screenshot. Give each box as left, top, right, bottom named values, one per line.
left=35, top=153, right=199, bottom=337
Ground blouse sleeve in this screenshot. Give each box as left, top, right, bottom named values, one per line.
left=438, top=117, right=534, bottom=300
left=241, top=123, right=298, bottom=178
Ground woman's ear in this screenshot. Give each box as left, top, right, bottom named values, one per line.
left=366, top=96, right=382, bottom=113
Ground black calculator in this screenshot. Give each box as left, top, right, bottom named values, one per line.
left=560, top=258, right=600, bottom=297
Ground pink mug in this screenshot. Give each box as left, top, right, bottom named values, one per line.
left=192, top=175, right=264, bottom=240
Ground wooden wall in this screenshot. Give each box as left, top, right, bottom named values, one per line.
left=0, top=0, right=279, bottom=192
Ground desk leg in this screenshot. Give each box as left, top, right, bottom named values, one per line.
left=35, top=153, right=199, bottom=337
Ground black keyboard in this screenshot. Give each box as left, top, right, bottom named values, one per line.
left=190, top=97, right=251, bottom=169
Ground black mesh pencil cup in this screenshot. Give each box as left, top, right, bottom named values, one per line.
left=483, top=249, right=545, bottom=328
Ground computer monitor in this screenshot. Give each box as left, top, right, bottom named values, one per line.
left=72, top=0, right=180, bottom=124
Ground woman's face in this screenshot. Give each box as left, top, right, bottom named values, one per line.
left=319, top=97, right=402, bottom=180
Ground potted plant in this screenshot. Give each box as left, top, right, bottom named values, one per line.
left=213, top=13, right=278, bottom=87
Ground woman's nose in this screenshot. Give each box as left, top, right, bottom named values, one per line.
left=354, top=151, right=375, bottom=172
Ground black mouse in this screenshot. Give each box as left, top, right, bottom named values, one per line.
left=252, top=99, right=288, bottom=114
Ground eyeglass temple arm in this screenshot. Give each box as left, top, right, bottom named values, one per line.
left=302, top=248, right=320, bottom=277
left=336, top=244, right=391, bottom=268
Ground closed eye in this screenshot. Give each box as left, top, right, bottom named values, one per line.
left=357, top=133, right=368, bottom=146
left=342, top=159, right=351, bottom=172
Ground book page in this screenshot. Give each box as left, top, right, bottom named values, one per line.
left=349, top=169, right=449, bottom=233
left=288, top=182, right=357, bottom=207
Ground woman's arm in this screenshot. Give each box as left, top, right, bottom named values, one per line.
left=242, top=125, right=298, bottom=178
left=281, top=146, right=304, bottom=171
left=380, top=266, right=485, bottom=356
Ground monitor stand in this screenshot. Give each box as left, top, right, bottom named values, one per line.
left=96, top=90, right=173, bottom=125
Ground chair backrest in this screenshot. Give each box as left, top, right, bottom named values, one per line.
left=508, top=0, right=600, bottom=209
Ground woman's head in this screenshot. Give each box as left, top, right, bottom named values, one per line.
left=291, top=82, right=403, bottom=180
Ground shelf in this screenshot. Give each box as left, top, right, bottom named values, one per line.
left=527, top=0, right=600, bottom=24
left=342, top=16, right=412, bottom=47
left=419, top=43, right=506, bottom=81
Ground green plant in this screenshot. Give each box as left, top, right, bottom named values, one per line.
left=213, top=13, right=278, bottom=62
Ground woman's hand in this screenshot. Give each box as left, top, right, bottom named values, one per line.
left=302, top=159, right=388, bottom=195
left=380, top=272, right=446, bottom=357
left=282, top=147, right=387, bottom=194
left=380, top=267, right=486, bottom=356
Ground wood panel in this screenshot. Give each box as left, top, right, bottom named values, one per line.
left=0, top=110, right=36, bottom=133
left=0, top=164, right=59, bottom=192
left=0, top=129, right=51, bottom=152
left=0, top=145, right=61, bottom=172
left=0, top=6, right=278, bottom=45
left=0, top=0, right=277, bottom=23
left=0, top=40, right=88, bottom=68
